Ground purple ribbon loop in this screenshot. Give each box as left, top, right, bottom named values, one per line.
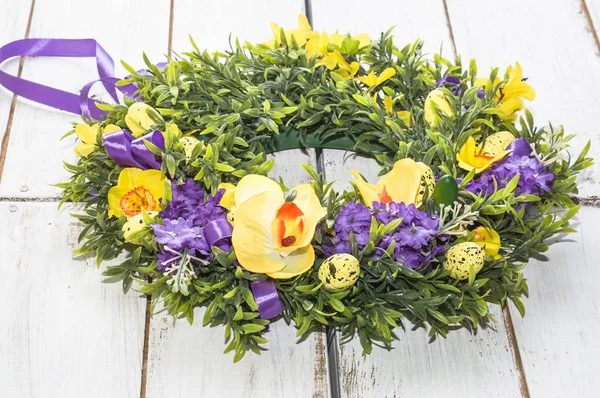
left=103, top=129, right=165, bottom=170
left=0, top=38, right=118, bottom=119
left=250, top=280, right=282, bottom=320
left=203, top=219, right=233, bottom=252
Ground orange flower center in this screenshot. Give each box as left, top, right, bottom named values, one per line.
left=474, top=230, right=484, bottom=241
left=120, top=186, right=158, bottom=217
left=272, top=202, right=305, bottom=249
left=378, top=185, right=393, bottom=204
left=471, top=150, right=495, bottom=168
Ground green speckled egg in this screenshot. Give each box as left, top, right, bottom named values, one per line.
left=122, top=211, right=157, bottom=244
left=443, top=242, right=485, bottom=280
left=483, top=131, right=516, bottom=157
left=415, top=163, right=435, bottom=206
left=181, top=137, right=201, bottom=161
left=318, top=253, right=360, bottom=290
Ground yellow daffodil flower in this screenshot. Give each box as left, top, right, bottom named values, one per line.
left=356, top=67, right=396, bottom=87
left=424, top=89, right=453, bottom=127
left=472, top=226, right=502, bottom=259
left=74, top=123, right=120, bottom=157
left=351, top=158, right=433, bottom=207
left=316, top=50, right=359, bottom=79
left=456, top=131, right=516, bottom=173
left=329, top=33, right=371, bottom=51
left=475, top=62, right=535, bottom=121
left=383, top=96, right=411, bottom=127
left=230, top=175, right=326, bottom=279
left=269, top=14, right=316, bottom=47
left=125, top=103, right=157, bottom=138
left=108, top=168, right=167, bottom=218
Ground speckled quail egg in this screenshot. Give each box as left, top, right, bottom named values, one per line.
left=181, top=136, right=201, bottom=161
left=483, top=131, right=516, bottom=157
left=227, top=207, right=236, bottom=225
left=122, top=211, right=157, bottom=244
left=443, top=242, right=486, bottom=280
left=318, top=253, right=360, bottom=290
left=415, top=163, right=435, bottom=206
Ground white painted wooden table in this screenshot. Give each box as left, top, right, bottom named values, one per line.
left=0, top=1, right=598, bottom=397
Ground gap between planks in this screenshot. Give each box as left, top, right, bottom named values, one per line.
left=0, top=0, right=36, bottom=184
left=139, top=2, right=175, bottom=398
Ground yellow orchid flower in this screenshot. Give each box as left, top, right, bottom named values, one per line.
left=351, top=158, right=433, bottom=207
left=472, top=226, right=502, bottom=259
left=475, top=62, right=535, bottom=121
left=74, top=123, right=120, bottom=157
left=424, top=89, right=453, bottom=127
left=383, top=96, right=411, bottom=127
left=107, top=168, right=167, bottom=218
left=356, top=67, right=396, bottom=87
left=269, top=14, right=316, bottom=47
left=230, top=175, right=326, bottom=279
left=125, top=103, right=157, bottom=138
left=456, top=131, right=514, bottom=173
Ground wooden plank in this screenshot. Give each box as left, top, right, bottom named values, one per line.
left=0, top=203, right=145, bottom=397
left=509, top=207, right=600, bottom=397
left=0, top=0, right=171, bottom=198
left=145, top=2, right=329, bottom=397
left=447, top=0, right=600, bottom=198
left=447, top=1, right=600, bottom=396
left=0, top=1, right=32, bottom=154
left=311, top=1, right=522, bottom=397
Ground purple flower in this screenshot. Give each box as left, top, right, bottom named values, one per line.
left=160, top=179, right=206, bottom=219
left=435, top=76, right=462, bottom=96
left=152, top=217, right=207, bottom=251
left=324, top=201, right=442, bottom=270
left=467, top=138, right=555, bottom=197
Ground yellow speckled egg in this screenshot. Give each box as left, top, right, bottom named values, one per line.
left=181, top=137, right=201, bottom=161
left=318, top=253, right=360, bottom=290
left=227, top=207, right=236, bottom=225
left=443, top=242, right=485, bottom=280
left=483, top=131, right=516, bottom=157
left=122, top=211, right=157, bottom=244
left=415, top=163, right=435, bottom=206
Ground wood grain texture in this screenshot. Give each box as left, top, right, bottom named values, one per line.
left=0, top=203, right=145, bottom=397
left=145, top=2, right=328, bottom=397
left=0, top=0, right=32, bottom=160
left=0, top=0, right=170, bottom=198
left=311, top=1, right=522, bottom=397
left=509, top=207, right=600, bottom=397
left=447, top=0, right=600, bottom=198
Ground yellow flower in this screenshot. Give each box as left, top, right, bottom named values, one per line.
left=316, top=50, right=359, bottom=79
left=424, top=89, right=453, bottom=127
left=356, top=67, right=396, bottom=87
left=269, top=14, right=316, bottom=47
left=351, top=158, right=433, bottom=207
left=383, top=96, right=411, bottom=127
left=475, top=62, right=535, bottom=121
left=108, top=168, right=167, bottom=218
left=329, top=33, right=370, bottom=51
left=230, top=175, right=326, bottom=279
left=125, top=103, right=157, bottom=138
left=472, top=226, right=502, bottom=260
left=305, top=31, right=329, bottom=58
left=74, top=123, right=121, bottom=157
left=218, top=182, right=236, bottom=210
left=456, top=131, right=514, bottom=173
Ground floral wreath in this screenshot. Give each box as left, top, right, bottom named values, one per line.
left=1, top=15, right=592, bottom=362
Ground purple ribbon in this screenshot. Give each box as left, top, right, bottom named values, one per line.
left=0, top=38, right=119, bottom=119
left=0, top=38, right=168, bottom=119
left=203, top=219, right=233, bottom=252
left=250, top=280, right=282, bottom=320
left=103, top=129, right=165, bottom=169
